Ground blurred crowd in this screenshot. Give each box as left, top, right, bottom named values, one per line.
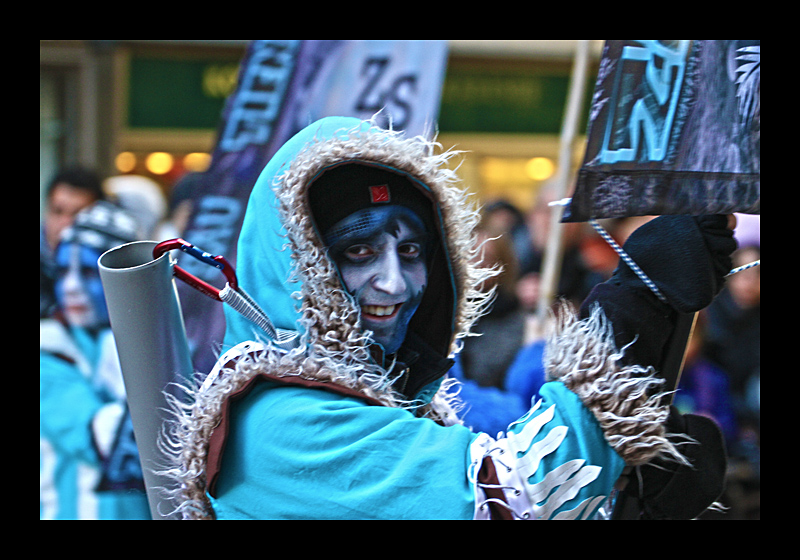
left=40, top=166, right=760, bottom=520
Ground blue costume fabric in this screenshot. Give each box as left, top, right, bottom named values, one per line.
left=448, top=339, right=546, bottom=436
left=164, top=117, right=687, bottom=520
left=40, top=321, right=150, bottom=520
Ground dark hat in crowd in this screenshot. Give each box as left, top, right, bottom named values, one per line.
left=60, top=200, right=140, bottom=255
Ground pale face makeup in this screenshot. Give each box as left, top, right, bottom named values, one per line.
left=326, top=206, right=428, bottom=354
left=54, top=242, right=109, bottom=329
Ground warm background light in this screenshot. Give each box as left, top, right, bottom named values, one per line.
left=145, top=152, right=174, bottom=175
left=525, top=157, right=555, bottom=181
left=115, top=151, right=137, bottom=173
left=183, top=152, right=212, bottom=172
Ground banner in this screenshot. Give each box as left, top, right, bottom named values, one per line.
left=175, top=40, right=449, bottom=372
left=564, top=40, right=760, bottom=223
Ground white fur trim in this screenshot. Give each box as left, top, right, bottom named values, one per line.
left=544, top=302, right=691, bottom=467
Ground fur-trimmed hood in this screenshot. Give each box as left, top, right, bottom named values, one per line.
left=160, top=117, right=695, bottom=521
left=223, top=116, right=494, bottom=405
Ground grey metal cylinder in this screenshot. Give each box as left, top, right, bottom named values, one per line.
left=98, top=241, right=194, bottom=520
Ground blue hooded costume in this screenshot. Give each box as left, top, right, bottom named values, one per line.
left=163, top=117, right=697, bottom=520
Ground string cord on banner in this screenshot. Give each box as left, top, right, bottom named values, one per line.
left=548, top=199, right=760, bottom=304
left=588, top=218, right=668, bottom=304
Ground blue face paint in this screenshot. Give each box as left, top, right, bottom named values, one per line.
left=54, top=242, right=109, bottom=329
left=326, top=206, right=428, bottom=355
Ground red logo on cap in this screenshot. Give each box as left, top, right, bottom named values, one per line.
left=370, top=185, right=391, bottom=203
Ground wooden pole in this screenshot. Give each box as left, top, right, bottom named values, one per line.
left=535, top=40, right=591, bottom=328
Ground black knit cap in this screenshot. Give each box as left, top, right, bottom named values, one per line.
left=307, top=162, right=436, bottom=241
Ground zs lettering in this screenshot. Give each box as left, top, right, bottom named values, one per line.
left=356, top=57, right=417, bottom=130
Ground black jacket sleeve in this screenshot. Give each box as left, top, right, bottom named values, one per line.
left=578, top=215, right=736, bottom=519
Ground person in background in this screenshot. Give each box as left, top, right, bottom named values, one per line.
left=706, top=245, right=760, bottom=425
left=521, top=183, right=602, bottom=307
left=41, top=166, right=106, bottom=318
left=705, top=243, right=760, bottom=484
left=673, top=312, right=738, bottom=446
left=482, top=199, right=532, bottom=271
left=40, top=200, right=150, bottom=520
left=457, top=218, right=526, bottom=389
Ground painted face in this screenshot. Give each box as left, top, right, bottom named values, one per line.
left=54, top=242, right=109, bottom=329
left=326, top=206, right=428, bottom=355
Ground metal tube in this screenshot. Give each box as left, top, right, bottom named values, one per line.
left=98, top=241, right=194, bottom=520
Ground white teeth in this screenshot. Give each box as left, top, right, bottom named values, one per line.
left=363, top=304, right=397, bottom=317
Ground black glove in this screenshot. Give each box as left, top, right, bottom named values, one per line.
left=580, top=215, right=737, bottom=369
left=613, top=214, right=737, bottom=314
left=621, top=407, right=727, bottom=519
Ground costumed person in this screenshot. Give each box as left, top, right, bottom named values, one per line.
left=40, top=166, right=106, bottom=318
left=162, top=117, right=735, bottom=520
left=40, top=200, right=151, bottom=520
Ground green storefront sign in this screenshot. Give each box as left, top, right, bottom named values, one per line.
left=128, top=56, right=240, bottom=129
left=438, top=64, right=593, bottom=134
left=128, top=55, right=592, bottom=134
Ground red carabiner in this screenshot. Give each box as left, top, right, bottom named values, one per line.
left=153, top=238, right=238, bottom=301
